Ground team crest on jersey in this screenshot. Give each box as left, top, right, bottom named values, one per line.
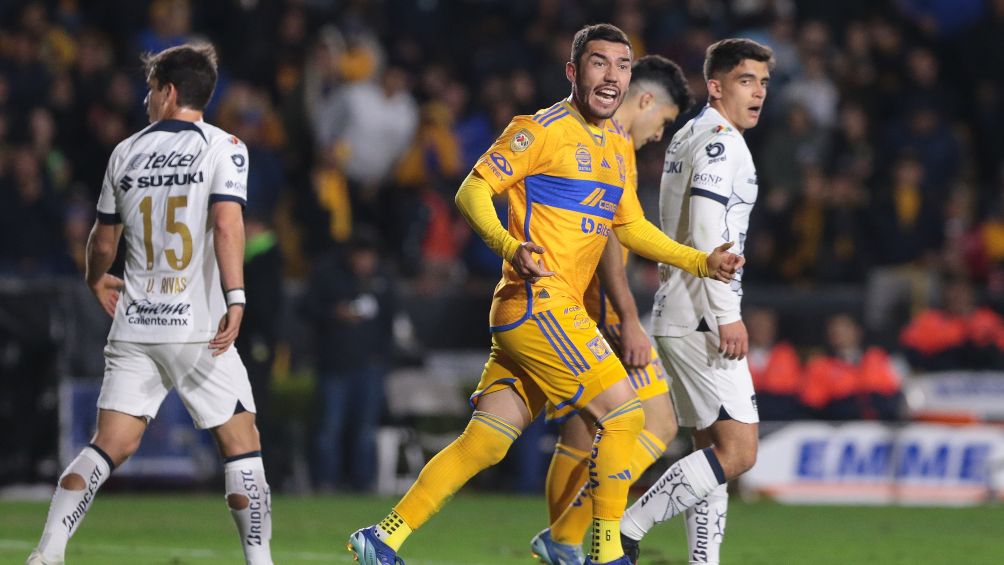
left=510, top=129, right=534, bottom=152
left=615, top=154, right=626, bottom=183
left=713, top=125, right=732, bottom=134
left=586, top=336, right=612, bottom=361
left=575, top=143, right=592, bottom=172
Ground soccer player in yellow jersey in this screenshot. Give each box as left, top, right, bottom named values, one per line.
left=531, top=54, right=696, bottom=565
left=348, top=24, right=742, bottom=565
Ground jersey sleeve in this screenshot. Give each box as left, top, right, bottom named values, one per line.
left=613, top=142, right=643, bottom=225
left=689, top=133, right=744, bottom=325
left=208, top=138, right=249, bottom=207
left=472, top=116, right=547, bottom=193
left=96, top=142, right=124, bottom=224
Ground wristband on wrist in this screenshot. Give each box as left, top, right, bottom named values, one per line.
left=225, top=288, right=246, bottom=307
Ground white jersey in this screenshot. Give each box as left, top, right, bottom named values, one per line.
left=96, top=119, right=249, bottom=343
left=651, top=106, right=758, bottom=337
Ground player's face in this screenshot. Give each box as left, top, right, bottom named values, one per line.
left=629, top=96, right=680, bottom=150
left=567, top=40, right=632, bottom=125
left=709, top=59, right=770, bottom=131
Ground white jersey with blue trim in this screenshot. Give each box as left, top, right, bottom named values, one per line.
left=95, top=119, right=249, bottom=343
left=651, top=106, right=758, bottom=338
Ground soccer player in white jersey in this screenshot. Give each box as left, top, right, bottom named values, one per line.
left=619, top=39, right=773, bottom=565
left=27, top=44, right=273, bottom=565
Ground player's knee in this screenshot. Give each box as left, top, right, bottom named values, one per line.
left=646, top=418, right=678, bottom=446
left=227, top=493, right=250, bottom=510
left=59, top=472, right=86, bottom=490
left=603, top=403, right=645, bottom=436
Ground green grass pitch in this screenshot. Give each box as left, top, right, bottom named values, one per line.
left=2, top=493, right=1002, bottom=564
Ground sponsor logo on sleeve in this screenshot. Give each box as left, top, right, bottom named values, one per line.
left=616, top=154, right=626, bottom=183
left=509, top=129, right=534, bottom=152
left=692, top=172, right=723, bottom=187
left=705, top=142, right=725, bottom=159
left=489, top=152, right=513, bottom=176
left=665, top=160, right=683, bottom=174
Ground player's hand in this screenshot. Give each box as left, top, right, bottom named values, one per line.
left=210, top=304, right=244, bottom=357
left=706, top=242, right=745, bottom=283
left=619, top=318, right=651, bottom=369
left=511, top=241, right=555, bottom=284
left=89, top=273, right=124, bottom=317
left=718, top=319, right=748, bottom=360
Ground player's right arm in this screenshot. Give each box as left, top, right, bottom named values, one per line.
left=689, top=133, right=747, bottom=359
left=595, top=233, right=648, bottom=368
left=456, top=115, right=554, bottom=282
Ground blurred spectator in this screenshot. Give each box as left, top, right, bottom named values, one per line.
left=865, top=152, right=943, bottom=337
left=136, top=0, right=192, bottom=55
left=761, top=104, right=829, bottom=201
left=0, top=146, right=72, bottom=275
left=305, top=229, right=397, bottom=492
left=782, top=52, right=838, bottom=129
left=802, top=314, right=902, bottom=420
left=748, top=308, right=804, bottom=420
left=900, top=278, right=1004, bottom=370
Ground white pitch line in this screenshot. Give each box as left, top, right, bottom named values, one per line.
left=0, top=538, right=502, bottom=565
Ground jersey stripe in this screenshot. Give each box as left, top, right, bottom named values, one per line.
left=525, top=175, right=623, bottom=220
left=96, top=212, right=122, bottom=224
left=540, top=110, right=569, bottom=127
left=533, top=314, right=581, bottom=376
left=691, top=187, right=729, bottom=205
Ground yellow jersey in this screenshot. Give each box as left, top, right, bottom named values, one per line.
left=583, top=246, right=631, bottom=327
left=473, top=100, right=642, bottom=331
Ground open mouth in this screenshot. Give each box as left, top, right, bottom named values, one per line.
left=748, top=105, right=762, bottom=119
left=595, top=87, right=619, bottom=105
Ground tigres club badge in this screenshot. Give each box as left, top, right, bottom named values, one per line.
left=510, top=129, right=534, bottom=152
left=587, top=336, right=612, bottom=361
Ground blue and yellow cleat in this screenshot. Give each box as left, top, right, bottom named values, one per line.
left=530, top=528, right=585, bottom=565
left=347, top=526, right=405, bottom=565
left=583, top=556, right=634, bottom=565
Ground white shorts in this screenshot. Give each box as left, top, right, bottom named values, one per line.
left=97, top=340, right=256, bottom=429
left=655, top=331, right=759, bottom=430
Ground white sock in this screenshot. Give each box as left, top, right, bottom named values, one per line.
left=224, top=454, right=273, bottom=565
left=621, top=448, right=725, bottom=541
left=685, top=483, right=728, bottom=564
left=35, top=445, right=113, bottom=560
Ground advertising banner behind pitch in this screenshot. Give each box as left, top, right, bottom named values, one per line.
left=741, top=422, right=1004, bottom=506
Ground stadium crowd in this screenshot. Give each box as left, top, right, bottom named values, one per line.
left=2, top=0, right=1004, bottom=488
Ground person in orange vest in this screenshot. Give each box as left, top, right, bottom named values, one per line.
left=900, top=278, right=1004, bottom=370
left=802, top=314, right=902, bottom=420
left=747, top=307, right=804, bottom=420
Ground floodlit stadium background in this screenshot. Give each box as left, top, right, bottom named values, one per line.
left=1, top=0, right=1003, bottom=563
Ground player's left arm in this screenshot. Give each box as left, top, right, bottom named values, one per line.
left=85, top=220, right=124, bottom=317
left=88, top=142, right=127, bottom=317
left=595, top=233, right=649, bottom=368
left=209, top=139, right=249, bottom=355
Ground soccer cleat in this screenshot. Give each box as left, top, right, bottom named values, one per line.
left=26, top=551, right=63, bottom=565
left=530, top=528, right=585, bottom=565
left=583, top=556, right=634, bottom=565
left=620, top=533, right=640, bottom=565
left=347, top=526, right=406, bottom=565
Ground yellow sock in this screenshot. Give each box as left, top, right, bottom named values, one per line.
left=590, top=518, right=623, bottom=563
left=552, top=426, right=667, bottom=546
left=589, top=398, right=644, bottom=562
left=390, top=411, right=519, bottom=549
left=545, top=442, right=591, bottom=524
left=630, top=429, right=667, bottom=479
left=376, top=510, right=413, bottom=551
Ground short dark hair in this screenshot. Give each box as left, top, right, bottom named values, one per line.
left=570, top=23, right=631, bottom=69
left=703, top=38, right=774, bottom=81
left=631, top=55, right=696, bottom=114
left=142, top=43, right=219, bottom=111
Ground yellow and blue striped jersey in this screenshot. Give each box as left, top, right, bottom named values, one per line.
left=473, top=99, right=641, bottom=331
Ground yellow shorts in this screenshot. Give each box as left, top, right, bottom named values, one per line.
left=598, top=322, right=671, bottom=402
left=470, top=303, right=627, bottom=424
left=542, top=322, right=670, bottom=422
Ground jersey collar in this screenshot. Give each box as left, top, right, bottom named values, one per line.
left=140, top=119, right=208, bottom=143
left=563, top=99, right=607, bottom=147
